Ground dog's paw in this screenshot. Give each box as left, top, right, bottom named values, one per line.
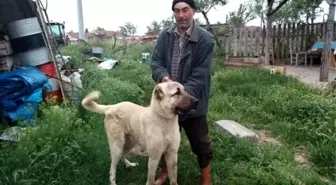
left=125, top=162, right=138, bottom=168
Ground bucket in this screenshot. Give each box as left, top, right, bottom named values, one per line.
left=141, top=53, right=150, bottom=64
left=92, top=47, right=104, bottom=54
left=92, top=47, right=104, bottom=58
left=37, top=62, right=63, bottom=104
left=8, top=17, right=50, bottom=66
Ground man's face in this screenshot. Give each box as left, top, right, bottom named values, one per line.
left=173, top=2, right=195, bottom=30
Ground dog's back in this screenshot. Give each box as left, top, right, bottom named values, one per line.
left=82, top=91, right=145, bottom=116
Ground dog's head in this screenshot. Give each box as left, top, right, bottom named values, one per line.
left=151, top=81, right=198, bottom=116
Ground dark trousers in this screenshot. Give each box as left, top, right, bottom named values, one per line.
left=179, top=115, right=213, bottom=168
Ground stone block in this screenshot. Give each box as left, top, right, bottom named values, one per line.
left=215, top=120, right=259, bottom=141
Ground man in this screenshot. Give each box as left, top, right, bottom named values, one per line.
left=150, top=0, right=214, bottom=184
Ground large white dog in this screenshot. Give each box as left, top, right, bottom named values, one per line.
left=81, top=81, right=198, bottom=185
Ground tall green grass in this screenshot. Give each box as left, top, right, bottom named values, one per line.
left=0, top=43, right=334, bottom=185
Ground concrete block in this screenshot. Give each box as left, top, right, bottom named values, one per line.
left=215, top=120, right=259, bottom=141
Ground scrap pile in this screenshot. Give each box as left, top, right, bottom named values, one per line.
left=0, top=0, right=79, bottom=126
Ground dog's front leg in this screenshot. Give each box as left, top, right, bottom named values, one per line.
left=165, top=151, right=178, bottom=185
left=146, top=157, right=161, bottom=185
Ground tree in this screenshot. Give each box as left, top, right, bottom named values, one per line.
left=272, top=0, right=302, bottom=23
left=300, top=0, right=323, bottom=23
left=93, top=26, right=106, bottom=40
left=146, top=21, right=162, bottom=35
left=195, top=0, right=227, bottom=27
left=95, top=26, right=105, bottom=31
left=194, top=0, right=228, bottom=47
left=227, top=3, right=255, bottom=27
left=85, top=28, right=89, bottom=33
left=161, top=15, right=175, bottom=29
left=119, top=22, right=137, bottom=37
left=248, top=0, right=267, bottom=27
left=268, top=0, right=323, bottom=24
left=194, top=18, right=203, bottom=25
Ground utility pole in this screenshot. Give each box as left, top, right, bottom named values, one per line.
left=77, top=0, right=85, bottom=41
left=320, top=0, right=336, bottom=82
left=265, top=16, right=271, bottom=65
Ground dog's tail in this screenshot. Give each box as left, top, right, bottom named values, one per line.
left=81, top=91, right=109, bottom=114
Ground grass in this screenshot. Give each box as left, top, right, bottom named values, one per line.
left=0, top=41, right=335, bottom=185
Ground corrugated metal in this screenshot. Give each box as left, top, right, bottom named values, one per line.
left=7, top=17, right=50, bottom=66
left=8, top=17, right=42, bottom=39
left=17, top=47, right=50, bottom=66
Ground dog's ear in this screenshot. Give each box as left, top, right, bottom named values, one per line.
left=154, top=85, right=164, bottom=100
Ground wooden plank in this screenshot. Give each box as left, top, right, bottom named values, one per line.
left=251, top=29, right=255, bottom=56
left=265, top=16, right=271, bottom=65
left=244, top=28, right=248, bottom=57
left=252, top=29, right=255, bottom=57
left=300, top=23, right=304, bottom=52
left=225, top=30, right=231, bottom=62
left=239, top=27, right=244, bottom=56
left=281, top=23, right=286, bottom=59
left=261, top=25, right=265, bottom=56
left=233, top=27, right=238, bottom=56
left=320, top=23, right=324, bottom=41
left=228, top=28, right=233, bottom=56
left=286, top=23, right=291, bottom=59
left=289, top=23, right=295, bottom=64
left=272, top=25, right=276, bottom=60
left=255, top=27, right=261, bottom=57
left=251, top=29, right=254, bottom=57
left=296, top=23, right=300, bottom=52
left=305, top=24, right=310, bottom=51
left=276, top=24, right=281, bottom=60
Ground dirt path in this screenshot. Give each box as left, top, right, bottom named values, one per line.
left=263, top=65, right=336, bottom=88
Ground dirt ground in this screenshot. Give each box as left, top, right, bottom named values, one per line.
left=262, top=65, right=336, bottom=88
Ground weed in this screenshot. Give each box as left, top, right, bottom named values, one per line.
left=0, top=43, right=335, bottom=185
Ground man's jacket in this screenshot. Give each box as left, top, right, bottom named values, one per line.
left=150, top=22, right=214, bottom=121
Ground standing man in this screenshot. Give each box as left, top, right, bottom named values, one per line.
left=150, top=0, right=214, bottom=184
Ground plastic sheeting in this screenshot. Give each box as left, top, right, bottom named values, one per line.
left=311, top=41, right=336, bottom=51
left=0, top=66, right=50, bottom=125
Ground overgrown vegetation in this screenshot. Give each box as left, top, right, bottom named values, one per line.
left=0, top=41, right=335, bottom=185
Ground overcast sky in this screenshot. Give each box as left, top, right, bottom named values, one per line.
left=45, top=0, right=332, bottom=35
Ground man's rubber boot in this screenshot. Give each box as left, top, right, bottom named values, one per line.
left=154, top=157, right=168, bottom=185
left=201, top=162, right=212, bottom=185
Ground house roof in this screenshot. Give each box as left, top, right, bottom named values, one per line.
left=141, top=34, right=157, bottom=40
left=66, top=30, right=122, bottom=39
left=67, top=31, right=93, bottom=39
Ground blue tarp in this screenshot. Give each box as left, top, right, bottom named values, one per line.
left=312, top=41, right=336, bottom=50
left=0, top=66, right=51, bottom=125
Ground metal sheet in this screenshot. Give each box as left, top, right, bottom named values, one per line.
left=8, top=17, right=42, bottom=39
left=17, top=47, right=50, bottom=66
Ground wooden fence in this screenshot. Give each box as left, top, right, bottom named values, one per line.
left=224, top=22, right=336, bottom=60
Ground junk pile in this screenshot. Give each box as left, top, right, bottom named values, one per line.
left=0, top=0, right=81, bottom=128
left=79, top=42, right=119, bottom=70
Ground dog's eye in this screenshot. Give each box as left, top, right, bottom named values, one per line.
left=172, top=88, right=181, bottom=96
